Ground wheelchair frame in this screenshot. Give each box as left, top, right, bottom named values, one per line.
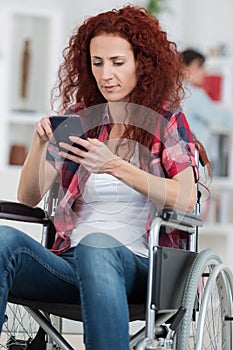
left=0, top=184, right=233, bottom=349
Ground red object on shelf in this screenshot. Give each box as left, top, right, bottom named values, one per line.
left=202, top=74, right=223, bottom=101
left=9, top=144, right=26, bottom=165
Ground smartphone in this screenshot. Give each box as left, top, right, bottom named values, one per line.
left=49, top=115, right=87, bottom=155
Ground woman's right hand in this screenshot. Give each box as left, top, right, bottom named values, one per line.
left=18, top=114, right=58, bottom=206
left=35, top=115, right=53, bottom=142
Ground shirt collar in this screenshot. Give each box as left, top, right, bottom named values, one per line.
left=102, top=103, right=111, bottom=124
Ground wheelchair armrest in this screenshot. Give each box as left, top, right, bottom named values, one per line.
left=0, top=201, right=49, bottom=225
left=158, top=208, right=203, bottom=228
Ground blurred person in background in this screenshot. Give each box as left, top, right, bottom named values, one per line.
left=181, top=49, right=233, bottom=150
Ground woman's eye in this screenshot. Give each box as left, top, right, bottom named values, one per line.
left=113, top=61, right=124, bottom=66
left=92, top=61, right=102, bottom=67
left=92, top=60, right=124, bottom=67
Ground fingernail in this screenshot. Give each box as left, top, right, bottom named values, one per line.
left=69, top=136, right=77, bottom=141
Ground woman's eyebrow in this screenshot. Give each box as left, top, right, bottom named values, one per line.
left=91, top=56, right=102, bottom=59
left=110, top=56, right=125, bottom=59
left=91, top=55, right=126, bottom=59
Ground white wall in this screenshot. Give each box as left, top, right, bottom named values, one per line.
left=0, top=0, right=183, bottom=50
left=0, top=0, right=142, bottom=47
left=1, top=0, right=233, bottom=54
left=180, top=0, right=233, bottom=55
left=59, top=0, right=233, bottom=58
left=60, top=0, right=150, bottom=46
left=62, top=0, right=183, bottom=48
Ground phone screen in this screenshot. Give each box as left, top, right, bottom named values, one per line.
left=49, top=115, right=87, bottom=155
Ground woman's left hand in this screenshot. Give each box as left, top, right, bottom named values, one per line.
left=59, top=137, right=120, bottom=173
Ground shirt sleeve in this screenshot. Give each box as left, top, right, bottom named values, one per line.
left=150, top=110, right=199, bottom=181
left=185, top=85, right=233, bottom=127
left=183, top=85, right=233, bottom=148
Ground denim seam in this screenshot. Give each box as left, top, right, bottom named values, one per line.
left=0, top=269, right=10, bottom=326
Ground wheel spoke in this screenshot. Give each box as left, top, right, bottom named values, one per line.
left=175, top=249, right=233, bottom=350
left=0, top=303, right=39, bottom=349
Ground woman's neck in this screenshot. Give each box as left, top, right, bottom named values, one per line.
left=108, top=102, right=128, bottom=124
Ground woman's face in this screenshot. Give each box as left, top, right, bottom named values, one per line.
left=90, top=34, right=138, bottom=102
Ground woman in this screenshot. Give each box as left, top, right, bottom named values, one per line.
left=0, top=6, right=207, bottom=350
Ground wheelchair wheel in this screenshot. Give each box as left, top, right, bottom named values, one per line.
left=175, top=249, right=233, bottom=350
left=0, top=302, right=45, bottom=349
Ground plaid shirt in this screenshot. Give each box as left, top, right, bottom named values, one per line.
left=47, top=104, right=198, bottom=254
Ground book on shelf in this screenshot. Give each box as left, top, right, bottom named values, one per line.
left=208, top=133, right=229, bottom=177
left=203, top=190, right=230, bottom=224
left=202, top=74, right=223, bottom=101
left=202, top=66, right=233, bottom=105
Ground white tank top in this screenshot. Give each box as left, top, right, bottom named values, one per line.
left=71, top=172, right=150, bottom=257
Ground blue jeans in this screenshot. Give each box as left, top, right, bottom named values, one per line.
left=0, top=226, right=148, bottom=350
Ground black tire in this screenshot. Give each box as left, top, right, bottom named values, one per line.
left=175, top=249, right=233, bottom=349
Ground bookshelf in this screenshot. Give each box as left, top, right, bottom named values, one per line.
left=0, top=6, right=63, bottom=170
left=198, top=56, right=233, bottom=271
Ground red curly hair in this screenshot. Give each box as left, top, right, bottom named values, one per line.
left=51, top=5, right=211, bottom=174
left=52, top=5, right=184, bottom=113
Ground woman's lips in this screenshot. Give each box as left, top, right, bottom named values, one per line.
left=103, top=85, right=118, bottom=92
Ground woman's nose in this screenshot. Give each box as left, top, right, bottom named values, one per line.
left=102, top=63, right=114, bottom=80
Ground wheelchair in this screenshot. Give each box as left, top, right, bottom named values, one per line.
left=0, top=175, right=233, bottom=350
